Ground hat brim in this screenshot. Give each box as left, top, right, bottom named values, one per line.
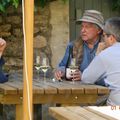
left=76, top=18, right=103, bottom=29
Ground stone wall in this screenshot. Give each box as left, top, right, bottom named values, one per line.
left=50, top=0, right=69, bottom=68
left=0, top=0, right=69, bottom=73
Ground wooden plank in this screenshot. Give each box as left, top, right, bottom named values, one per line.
left=63, top=81, right=105, bottom=94
left=0, top=94, right=22, bottom=104
left=4, top=81, right=23, bottom=94
left=16, top=104, right=23, bottom=120
left=66, top=107, right=108, bottom=120
left=8, top=80, right=44, bottom=94
left=33, top=94, right=98, bottom=104
left=0, top=94, right=3, bottom=102
left=78, top=85, right=97, bottom=94
left=78, top=82, right=109, bottom=94
left=45, top=80, right=74, bottom=94
left=49, top=107, right=117, bottom=120
left=56, top=81, right=84, bottom=94
left=90, top=85, right=109, bottom=94
left=49, top=107, right=87, bottom=120
left=85, top=107, right=117, bottom=120
left=0, top=84, right=17, bottom=95
left=34, top=80, right=57, bottom=94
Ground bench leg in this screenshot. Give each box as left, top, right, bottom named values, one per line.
left=0, top=104, right=3, bottom=119
left=34, top=104, right=42, bottom=120
left=16, top=104, right=23, bottom=120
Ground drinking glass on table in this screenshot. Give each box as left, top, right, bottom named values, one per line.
left=35, top=55, right=41, bottom=80
left=40, top=56, right=50, bottom=82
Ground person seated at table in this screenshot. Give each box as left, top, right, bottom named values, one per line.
left=0, top=38, right=8, bottom=83
left=81, top=17, right=120, bottom=105
left=54, top=10, right=105, bottom=85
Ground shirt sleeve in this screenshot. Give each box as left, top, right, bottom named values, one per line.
left=0, top=56, right=5, bottom=66
left=81, top=55, right=106, bottom=84
left=0, top=57, right=8, bottom=83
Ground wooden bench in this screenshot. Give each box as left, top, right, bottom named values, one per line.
left=49, top=106, right=118, bottom=120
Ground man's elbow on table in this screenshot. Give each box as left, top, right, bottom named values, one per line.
left=81, top=72, right=95, bottom=84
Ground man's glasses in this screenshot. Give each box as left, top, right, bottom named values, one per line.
left=103, top=33, right=111, bottom=38
left=103, top=33, right=111, bottom=37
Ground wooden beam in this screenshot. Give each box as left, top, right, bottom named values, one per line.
left=23, top=0, right=34, bottom=120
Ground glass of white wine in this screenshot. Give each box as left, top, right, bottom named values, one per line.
left=35, top=55, right=41, bottom=80
left=40, top=57, right=49, bottom=82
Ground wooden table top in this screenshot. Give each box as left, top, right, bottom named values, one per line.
left=0, top=78, right=109, bottom=95
left=49, top=106, right=118, bottom=120
left=0, top=77, right=109, bottom=104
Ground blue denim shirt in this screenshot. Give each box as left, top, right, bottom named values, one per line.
left=0, top=57, right=8, bottom=83
left=58, top=41, right=99, bottom=73
left=80, top=41, right=99, bottom=72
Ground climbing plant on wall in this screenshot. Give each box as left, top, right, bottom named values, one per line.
left=0, top=0, right=68, bottom=12
left=0, top=0, right=19, bottom=12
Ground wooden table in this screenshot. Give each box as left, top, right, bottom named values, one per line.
left=49, top=106, right=118, bottom=120
left=0, top=78, right=109, bottom=120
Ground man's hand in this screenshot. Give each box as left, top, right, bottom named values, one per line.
left=0, top=38, right=6, bottom=57
left=54, top=69, right=64, bottom=80
left=71, top=69, right=81, bottom=81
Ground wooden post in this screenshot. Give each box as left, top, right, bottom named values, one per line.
left=23, top=0, right=34, bottom=120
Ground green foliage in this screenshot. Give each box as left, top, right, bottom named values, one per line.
left=0, top=0, right=69, bottom=12
left=0, top=0, right=19, bottom=12
left=0, top=0, right=49, bottom=12
left=2, top=0, right=118, bottom=13
left=111, top=0, right=120, bottom=11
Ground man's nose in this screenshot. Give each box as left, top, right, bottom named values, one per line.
left=81, top=27, right=86, bottom=33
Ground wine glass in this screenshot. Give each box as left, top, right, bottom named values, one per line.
left=35, top=55, right=41, bottom=80
left=40, top=56, right=50, bottom=82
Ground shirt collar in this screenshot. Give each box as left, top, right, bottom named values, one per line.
left=84, top=39, right=100, bottom=49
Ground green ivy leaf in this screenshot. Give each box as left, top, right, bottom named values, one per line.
left=12, top=0, right=19, bottom=8
left=0, top=4, right=5, bottom=12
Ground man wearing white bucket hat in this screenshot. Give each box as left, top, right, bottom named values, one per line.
left=54, top=10, right=105, bottom=84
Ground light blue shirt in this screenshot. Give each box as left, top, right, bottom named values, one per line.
left=81, top=42, right=120, bottom=105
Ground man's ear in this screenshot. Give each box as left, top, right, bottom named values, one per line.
left=110, top=35, right=117, bottom=45
left=98, top=30, right=103, bottom=36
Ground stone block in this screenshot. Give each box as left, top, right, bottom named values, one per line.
left=13, top=28, right=23, bottom=37
left=0, top=32, right=11, bottom=37
left=6, top=16, right=21, bottom=24
left=34, top=35, right=47, bottom=48
left=0, top=24, right=11, bottom=32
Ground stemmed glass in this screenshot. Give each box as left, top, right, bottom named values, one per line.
left=35, top=55, right=41, bottom=80
left=40, top=56, right=50, bottom=82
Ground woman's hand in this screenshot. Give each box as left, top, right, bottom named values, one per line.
left=0, top=38, right=6, bottom=57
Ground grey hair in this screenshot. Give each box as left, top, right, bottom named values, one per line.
left=104, top=17, right=120, bottom=42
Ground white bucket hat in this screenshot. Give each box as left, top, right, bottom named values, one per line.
left=77, top=10, right=104, bottom=29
